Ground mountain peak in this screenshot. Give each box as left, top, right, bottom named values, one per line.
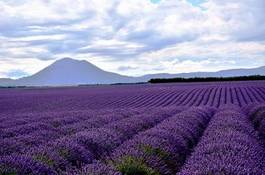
left=56, top=57, right=80, bottom=63
left=53, top=57, right=92, bottom=67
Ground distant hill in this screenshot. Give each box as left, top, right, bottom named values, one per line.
left=137, top=66, right=265, bottom=82
left=1, top=57, right=265, bottom=86
left=0, top=78, right=15, bottom=86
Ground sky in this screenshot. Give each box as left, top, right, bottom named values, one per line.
left=0, top=0, right=264, bottom=79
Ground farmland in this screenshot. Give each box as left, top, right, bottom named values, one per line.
left=0, top=81, right=265, bottom=175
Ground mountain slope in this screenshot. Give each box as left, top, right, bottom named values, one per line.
left=13, top=58, right=135, bottom=86
left=0, top=78, right=14, bottom=86
left=1, top=58, right=265, bottom=86
left=137, top=66, right=265, bottom=82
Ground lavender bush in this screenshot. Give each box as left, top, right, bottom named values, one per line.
left=0, top=81, right=265, bottom=174
left=178, top=108, right=265, bottom=174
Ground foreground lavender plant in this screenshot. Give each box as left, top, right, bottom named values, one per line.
left=0, top=81, right=265, bottom=174
left=76, top=107, right=215, bottom=175
left=244, top=103, right=265, bottom=145
left=178, top=108, right=265, bottom=175
left=0, top=106, right=184, bottom=174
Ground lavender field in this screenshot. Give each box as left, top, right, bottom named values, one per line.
left=1, top=81, right=265, bottom=175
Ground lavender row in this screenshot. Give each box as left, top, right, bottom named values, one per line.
left=103, top=86, right=265, bottom=109
left=1, top=82, right=265, bottom=114
left=0, top=106, right=184, bottom=174
left=0, top=110, right=97, bottom=129
left=178, top=108, right=265, bottom=174
left=0, top=107, right=134, bottom=129
left=77, top=107, right=214, bottom=175
left=244, top=103, right=265, bottom=145
left=0, top=108, right=142, bottom=156
left=125, top=86, right=265, bottom=108
left=0, top=107, right=142, bottom=139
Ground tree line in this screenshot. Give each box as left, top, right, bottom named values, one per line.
left=149, top=75, right=265, bottom=83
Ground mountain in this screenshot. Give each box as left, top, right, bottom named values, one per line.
left=1, top=58, right=265, bottom=86
left=137, top=66, right=265, bottom=81
left=0, top=78, right=14, bottom=86
left=5, top=58, right=135, bottom=86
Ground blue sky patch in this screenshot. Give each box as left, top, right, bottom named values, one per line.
left=6, top=70, right=29, bottom=79
left=150, top=0, right=161, bottom=4
left=187, top=0, right=206, bottom=6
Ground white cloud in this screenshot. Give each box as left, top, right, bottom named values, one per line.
left=0, top=58, right=53, bottom=79
left=80, top=39, right=144, bottom=50
left=0, top=0, right=264, bottom=77
left=11, top=34, right=67, bottom=42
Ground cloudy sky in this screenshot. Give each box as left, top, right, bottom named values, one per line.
left=0, top=0, right=265, bottom=79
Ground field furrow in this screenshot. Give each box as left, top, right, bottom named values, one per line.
left=0, top=81, right=265, bottom=175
